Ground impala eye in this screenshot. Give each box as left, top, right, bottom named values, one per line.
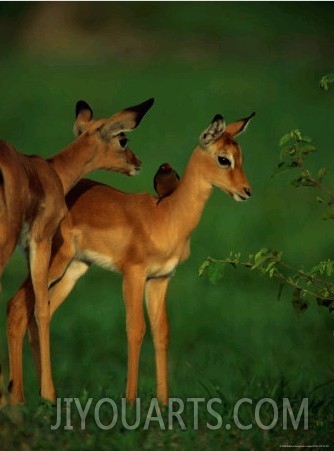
left=119, top=138, right=128, bottom=148
left=218, top=156, right=231, bottom=167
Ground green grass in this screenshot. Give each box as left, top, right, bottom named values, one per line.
left=0, top=2, right=334, bottom=449
left=0, top=381, right=332, bottom=450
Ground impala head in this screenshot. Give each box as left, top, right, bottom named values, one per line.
left=199, top=112, right=255, bottom=201
left=73, top=98, right=155, bottom=175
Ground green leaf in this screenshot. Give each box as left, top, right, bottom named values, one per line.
left=280, top=146, right=295, bottom=159
left=325, top=260, right=334, bottom=277
left=252, top=248, right=272, bottom=269
left=291, top=129, right=302, bottom=141
left=320, top=73, right=334, bottom=90
left=266, top=261, right=278, bottom=278
left=299, top=135, right=313, bottom=143
left=317, top=167, right=327, bottom=182
left=279, top=133, right=292, bottom=147
left=207, top=261, right=224, bottom=285
left=269, top=267, right=276, bottom=278
left=198, top=259, right=211, bottom=277
left=310, top=263, right=322, bottom=275
left=300, top=144, right=316, bottom=154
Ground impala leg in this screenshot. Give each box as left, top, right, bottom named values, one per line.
left=6, top=277, right=35, bottom=404
left=122, top=269, right=146, bottom=404
left=47, top=224, right=76, bottom=286
left=28, top=260, right=89, bottom=389
left=0, top=234, right=18, bottom=292
left=145, top=277, right=170, bottom=405
left=0, top=367, right=6, bottom=408
left=0, top=233, right=20, bottom=406
left=29, top=238, right=55, bottom=403
left=50, top=260, right=89, bottom=316
left=7, top=230, right=77, bottom=405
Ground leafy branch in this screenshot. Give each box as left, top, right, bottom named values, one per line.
left=199, top=250, right=334, bottom=314
left=273, top=129, right=334, bottom=219
left=200, top=129, right=334, bottom=314
left=199, top=74, right=334, bottom=315
left=200, top=127, right=334, bottom=314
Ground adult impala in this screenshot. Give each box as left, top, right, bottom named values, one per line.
left=6, top=111, right=254, bottom=405
left=0, top=97, right=154, bottom=403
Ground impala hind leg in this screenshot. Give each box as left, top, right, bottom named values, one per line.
left=6, top=278, right=35, bottom=404
left=145, top=277, right=170, bottom=405
left=0, top=365, right=6, bottom=408
left=7, top=230, right=77, bottom=405
left=122, top=269, right=146, bottom=404
left=0, top=234, right=18, bottom=292
left=0, top=231, right=19, bottom=406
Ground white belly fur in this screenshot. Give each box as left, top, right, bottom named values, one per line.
left=81, top=250, right=119, bottom=272
left=149, top=257, right=178, bottom=278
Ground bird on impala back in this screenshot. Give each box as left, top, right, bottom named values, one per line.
left=153, top=163, right=180, bottom=202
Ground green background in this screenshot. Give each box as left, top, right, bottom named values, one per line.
left=0, top=2, right=333, bottom=448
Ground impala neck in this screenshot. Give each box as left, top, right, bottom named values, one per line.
left=163, top=147, right=213, bottom=237
left=48, top=135, right=97, bottom=195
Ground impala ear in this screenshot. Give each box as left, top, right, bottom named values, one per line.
left=100, top=98, right=155, bottom=139
left=199, top=114, right=226, bottom=148
left=73, top=100, right=94, bottom=136
left=225, top=112, right=255, bottom=137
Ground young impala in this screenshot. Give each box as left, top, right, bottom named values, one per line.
left=6, top=111, right=255, bottom=405
left=0, top=97, right=154, bottom=404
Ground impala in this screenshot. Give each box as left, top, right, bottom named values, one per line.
left=0, top=97, right=154, bottom=403
left=6, top=111, right=254, bottom=405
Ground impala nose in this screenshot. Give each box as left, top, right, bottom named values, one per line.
left=244, top=187, right=251, bottom=198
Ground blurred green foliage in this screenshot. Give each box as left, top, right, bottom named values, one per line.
left=0, top=2, right=333, bottom=448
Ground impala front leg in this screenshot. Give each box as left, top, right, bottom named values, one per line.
left=122, top=269, right=146, bottom=404
left=145, top=277, right=170, bottom=405
left=28, top=260, right=90, bottom=391
left=30, top=238, right=55, bottom=403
